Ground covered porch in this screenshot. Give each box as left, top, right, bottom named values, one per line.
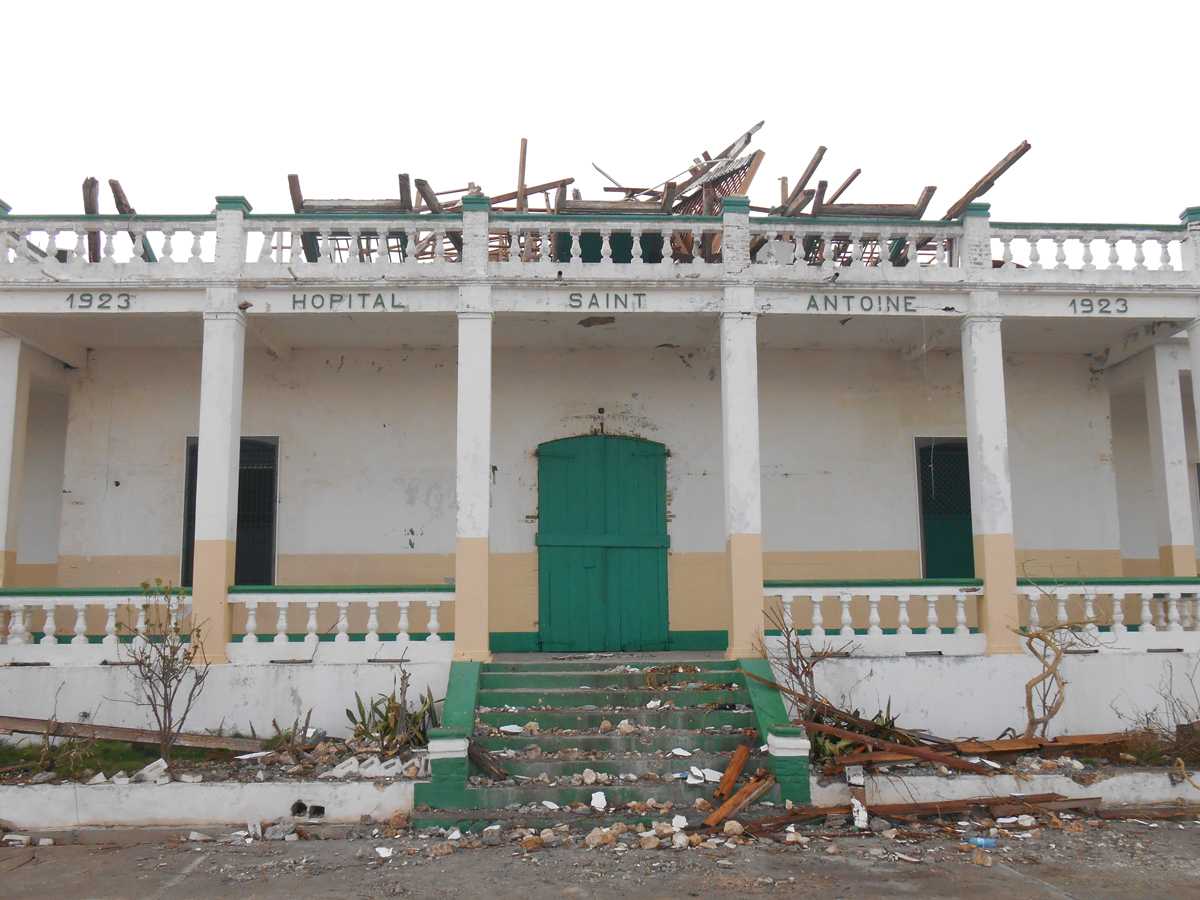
left=2, top=305, right=1199, bottom=664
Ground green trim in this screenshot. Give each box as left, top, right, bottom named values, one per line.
left=963, top=202, right=991, bottom=218
left=437, top=661, right=480, bottom=738
left=752, top=215, right=958, bottom=229
left=0, top=214, right=215, bottom=223
left=739, top=658, right=790, bottom=742
left=770, top=754, right=811, bottom=804
left=1180, top=207, right=1200, bottom=225
left=231, top=631, right=451, bottom=642
left=991, top=220, right=1185, bottom=233
left=489, top=632, right=540, bottom=652
left=668, top=630, right=728, bottom=651
left=1017, top=577, right=1200, bottom=587
left=228, top=583, right=453, bottom=594
left=214, top=196, right=252, bottom=213
left=0, top=586, right=191, bottom=597
left=764, top=626, right=980, bottom=636
left=721, top=196, right=750, bottom=213
left=490, top=213, right=719, bottom=225
left=460, top=195, right=491, bottom=211
left=764, top=578, right=982, bottom=589
left=0, top=199, right=10, bottom=215
left=245, top=212, right=462, bottom=223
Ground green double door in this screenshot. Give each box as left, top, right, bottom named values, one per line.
left=537, top=435, right=669, bottom=651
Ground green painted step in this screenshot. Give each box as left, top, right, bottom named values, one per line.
left=475, top=730, right=755, bottom=754
left=461, top=781, right=779, bottom=809
left=479, top=670, right=742, bottom=689
left=477, top=688, right=748, bottom=709
left=475, top=707, right=755, bottom=731
left=481, top=660, right=739, bottom=673
left=495, top=751, right=756, bottom=779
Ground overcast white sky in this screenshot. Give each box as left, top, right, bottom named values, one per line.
left=4, top=1, right=1198, bottom=223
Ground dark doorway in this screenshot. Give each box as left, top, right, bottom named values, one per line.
left=181, top=437, right=278, bottom=587
left=916, top=439, right=975, bottom=578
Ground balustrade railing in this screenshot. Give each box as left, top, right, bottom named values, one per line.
left=748, top=219, right=962, bottom=276
left=0, top=217, right=217, bottom=271
left=990, top=224, right=1187, bottom=275
left=1019, top=579, right=1200, bottom=650
left=488, top=216, right=722, bottom=270
left=762, top=580, right=984, bottom=656
left=0, top=588, right=192, bottom=664
left=226, top=585, right=455, bottom=661
left=1, top=208, right=1197, bottom=289
left=244, top=215, right=463, bottom=272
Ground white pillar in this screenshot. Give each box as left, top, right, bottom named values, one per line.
left=191, top=303, right=246, bottom=661
left=1145, top=343, right=1196, bottom=576
left=454, top=309, right=493, bottom=661
left=961, top=313, right=1020, bottom=652
left=0, top=338, right=29, bottom=584
left=720, top=308, right=763, bottom=658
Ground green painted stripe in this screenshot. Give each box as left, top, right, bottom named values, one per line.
left=244, top=213, right=462, bottom=223
left=231, top=632, right=451, bottom=642
left=1017, top=577, right=1200, bottom=587
left=990, top=221, right=1185, bottom=233
left=0, top=215, right=215, bottom=223
left=490, top=214, right=720, bottom=224
left=489, top=632, right=540, bottom=652
left=228, top=583, right=453, bottom=594
left=764, top=579, right=982, bottom=589
left=0, top=586, right=191, bottom=597
left=668, top=630, right=728, bottom=651
left=752, top=216, right=958, bottom=229
left=535, top=532, right=669, bottom=548
left=739, top=658, right=788, bottom=742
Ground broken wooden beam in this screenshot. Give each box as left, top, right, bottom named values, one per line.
left=412, top=179, right=463, bottom=253
left=398, top=174, right=413, bottom=212
left=702, top=770, right=775, bottom=827
left=826, top=168, right=861, bottom=205
left=82, top=177, right=100, bottom=262
left=468, top=740, right=509, bottom=780
left=713, top=744, right=751, bottom=800
left=800, top=721, right=994, bottom=775
left=0, top=714, right=263, bottom=753
left=942, top=140, right=1031, bottom=221
left=516, top=137, right=528, bottom=212
left=107, top=179, right=157, bottom=261
left=814, top=185, right=937, bottom=219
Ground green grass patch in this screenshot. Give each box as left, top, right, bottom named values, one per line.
left=0, top=738, right=234, bottom=779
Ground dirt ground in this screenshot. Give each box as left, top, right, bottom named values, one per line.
left=3, top=817, right=1199, bottom=900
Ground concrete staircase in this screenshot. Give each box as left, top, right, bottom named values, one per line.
left=465, top=657, right=766, bottom=808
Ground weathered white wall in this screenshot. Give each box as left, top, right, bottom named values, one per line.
left=0, top=660, right=450, bottom=739
left=56, top=344, right=1123, bottom=581
left=1110, top=389, right=1159, bottom=563
left=787, top=650, right=1200, bottom=739
left=18, top=388, right=67, bottom=566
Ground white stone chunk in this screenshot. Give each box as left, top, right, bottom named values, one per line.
left=132, top=758, right=168, bottom=783
left=590, top=791, right=607, bottom=811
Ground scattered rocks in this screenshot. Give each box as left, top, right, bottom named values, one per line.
left=598, top=720, right=614, bottom=734
left=131, top=759, right=168, bottom=784
left=187, top=831, right=214, bottom=842
left=429, top=841, right=455, bottom=857
left=481, top=825, right=503, bottom=846
left=29, top=771, right=56, bottom=785
left=264, top=823, right=295, bottom=841
left=639, top=835, right=661, bottom=850
left=723, top=820, right=744, bottom=836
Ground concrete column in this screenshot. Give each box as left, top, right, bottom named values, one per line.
left=720, top=309, right=764, bottom=659
left=961, top=313, right=1021, bottom=653
left=191, top=305, right=246, bottom=662
left=454, top=310, right=493, bottom=661
left=1145, top=344, right=1196, bottom=576
left=0, top=338, right=30, bottom=585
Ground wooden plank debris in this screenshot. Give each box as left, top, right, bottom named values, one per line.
left=702, top=770, right=775, bottom=827
left=108, top=180, right=157, bottom=261
left=713, top=744, right=751, bottom=800
left=467, top=740, right=509, bottom=780
left=0, top=714, right=263, bottom=753
left=744, top=793, right=1073, bottom=830
left=516, top=137, right=528, bottom=212
left=82, top=177, right=100, bottom=262
left=397, top=174, right=413, bottom=212
left=826, top=168, right=861, bottom=205
left=801, top=721, right=994, bottom=775
left=814, top=185, right=937, bottom=218
left=942, top=140, right=1031, bottom=220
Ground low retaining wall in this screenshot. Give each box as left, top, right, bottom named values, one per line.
left=812, top=770, right=1200, bottom=807
left=0, top=660, right=452, bottom=740
left=780, top=651, right=1200, bottom=739
left=0, top=780, right=415, bottom=829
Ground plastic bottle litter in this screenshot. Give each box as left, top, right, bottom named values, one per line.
left=968, top=837, right=998, bottom=848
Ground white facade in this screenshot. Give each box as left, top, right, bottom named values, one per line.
left=1, top=196, right=1200, bottom=662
